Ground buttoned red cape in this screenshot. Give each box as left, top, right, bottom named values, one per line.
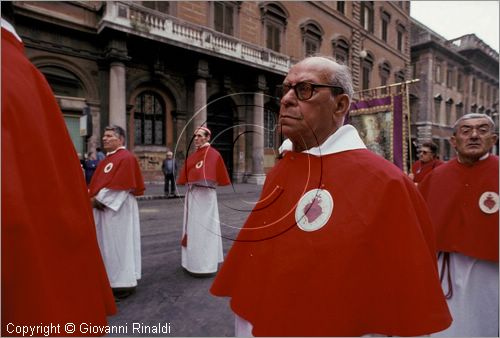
left=1, top=27, right=116, bottom=336
left=210, top=149, right=451, bottom=336
left=412, top=159, right=444, bottom=183
left=419, top=156, right=499, bottom=262
left=89, top=148, right=145, bottom=197
left=177, top=145, right=230, bottom=186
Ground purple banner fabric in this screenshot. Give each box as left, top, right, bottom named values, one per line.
left=347, top=94, right=404, bottom=170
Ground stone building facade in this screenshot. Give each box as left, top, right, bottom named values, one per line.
left=9, top=1, right=411, bottom=182
left=410, top=18, right=499, bottom=160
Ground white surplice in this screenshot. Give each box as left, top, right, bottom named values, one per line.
left=93, top=188, right=141, bottom=288
left=181, top=182, right=224, bottom=274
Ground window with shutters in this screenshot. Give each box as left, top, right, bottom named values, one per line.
left=360, top=2, right=374, bottom=33
left=214, top=1, right=235, bottom=35
left=260, top=3, right=288, bottom=53
left=300, top=21, right=323, bottom=57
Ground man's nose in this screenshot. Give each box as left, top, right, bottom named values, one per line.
left=280, top=88, right=297, bottom=106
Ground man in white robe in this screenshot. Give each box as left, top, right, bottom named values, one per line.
left=90, top=125, right=145, bottom=298
left=177, top=126, right=231, bottom=275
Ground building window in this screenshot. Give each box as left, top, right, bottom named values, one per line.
left=456, top=102, right=463, bottom=118
left=395, top=70, right=405, bottom=83
left=434, top=95, right=442, bottom=124
left=337, top=1, right=345, bottom=14
left=379, top=61, right=391, bottom=94
left=134, top=92, right=165, bottom=146
left=260, top=3, right=288, bottom=53
left=214, top=1, right=235, bottom=35
left=360, top=2, right=374, bottom=33
left=300, top=21, right=323, bottom=57
left=396, top=24, right=405, bottom=52
left=480, top=81, right=485, bottom=100
left=142, top=1, right=169, bottom=14
left=381, top=11, right=390, bottom=42
left=361, top=53, right=374, bottom=90
left=435, top=62, right=442, bottom=84
left=445, top=99, right=453, bottom=125
left=457, top=72, right=463, bottom=91
left=446, top=68, right=454, bottom=88
left=472, top=78, right=477, bottom=93
left=333, top=38, right=350, bottom=65
left=39, top=66, right=85, bottom=97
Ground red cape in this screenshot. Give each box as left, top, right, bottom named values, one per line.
left=211, top=150, right=451, bottom=336
left=177, top=145, right=230, bottom=186
left=1, top=28, right=116, bottom=336
left=412, top=159, right=443, bottom=183
left=89, top=148, right=145, bottom=197
left=419, top=156, right=499, bottom=262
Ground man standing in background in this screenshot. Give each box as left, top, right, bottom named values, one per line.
left=90, top=125, right=145, bottom=299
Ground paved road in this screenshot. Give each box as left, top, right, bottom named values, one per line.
left=107, top=184, right=263, bottom=337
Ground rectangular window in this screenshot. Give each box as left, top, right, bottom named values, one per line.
left=457, top=73, right=463, bottom=91
left=214, top=2, right=234, bottom=35
left=446, top=68, right=454, bottom=88
left=337, top=1, right=345, bottom=14
left=435, top=63, right=442, bottom=83
left=362, top=65, right=370, bottom=90
left=434, top=99, right=441, bottom=123
left=266, top=23, right=281, bottom=52
left=472, top=78, right=476, bottom=93
left=397, top=30, right=403, bottom=51
left=360, top=2, right=374, bottom=33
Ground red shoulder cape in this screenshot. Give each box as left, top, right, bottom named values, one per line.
left=89, top=148, right=145, bottom=197
left=419, top=156, right=499, bottom=261
left=177, top=145, right=230, bottom=186
left=1, top=28, right=116, bottom=336
left=211, top=150, right=451, bottom=336
left=412, top=159, right=443, bottom=183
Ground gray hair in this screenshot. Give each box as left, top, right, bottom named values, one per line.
left=300, top=56, right=354, bottom=106
left=453, top=113, right=495, bottom=134
left=105, top=125, right=126, bottom=140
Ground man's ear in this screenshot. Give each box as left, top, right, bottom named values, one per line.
left=333, top=94, right=350, bottom=117
left=450, top=135, right=457, bottom=149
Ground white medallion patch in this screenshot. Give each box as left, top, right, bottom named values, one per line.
left=295, top=189, right=334, bottom=232
left=479, top=191, right=499, bottom=214
left=104, top=162, right=113, bottom=174
left=195, top=160, right=204, bottom=169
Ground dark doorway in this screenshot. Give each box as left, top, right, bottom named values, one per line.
left=207, top=95, right=235, bottom=179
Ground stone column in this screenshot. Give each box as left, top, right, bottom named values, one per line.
left=247, top=74, right=267, bottom=185
left=109, top=61, right=126, bottom=129
left=193, top=59, right=210, bottom=128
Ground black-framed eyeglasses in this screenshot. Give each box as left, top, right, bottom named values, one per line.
left=278, top=81, right=344, bottom=101
left=419, top=150, right=430, bottom=154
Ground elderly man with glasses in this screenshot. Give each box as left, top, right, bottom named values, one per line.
left=409, top=141, right=444, bottom=184
left=211, top=56, right=451, bottom=336
left=419, top=113, right=499, bottom=337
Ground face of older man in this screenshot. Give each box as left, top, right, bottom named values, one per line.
left=102, top=130, right=123, bottom=153
left=451, top=117, right=497, bottom=165
left=193, top=129, right=210, bottom=149
left=279, top=58, right=348, bottom=152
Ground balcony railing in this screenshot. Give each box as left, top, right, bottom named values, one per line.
left=98, top=1, right=290, bottom=74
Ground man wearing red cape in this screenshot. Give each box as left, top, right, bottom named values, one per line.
left=210, top=56, right=451, bottom=336
left=177, top=126, right=231, bottom=274
left=2, top=16, right=116, bottom=336
left=409, top=141, right=443, bottom=184
left=419, top=113, right=498, bottom=337
left=89, top=125, right=145, bottom=298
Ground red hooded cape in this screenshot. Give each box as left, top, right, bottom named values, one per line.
left=177, top=145, right=230, bottom=186
left=419, top=156, right=499, bottom=262
left=89, top=148, right=145, bottom=197
left=2, top=27, right=116, bottom=336
left=211, top=150, right=451, bottom=336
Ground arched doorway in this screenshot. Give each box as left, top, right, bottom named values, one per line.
left=207, top=95, right=235, bottom=179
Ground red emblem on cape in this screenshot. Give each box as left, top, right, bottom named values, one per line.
left=479, top=191, right=499, bottom=214
left=295, top=189, right=333, bottom=232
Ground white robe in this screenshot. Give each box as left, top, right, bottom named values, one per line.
left=93, top=188, right=141, bottom=288
left=433, top=253, right=499, bottom=337
left=181, top=183, right=224, bottom=273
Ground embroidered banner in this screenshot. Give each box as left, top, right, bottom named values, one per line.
left=347, top=94, right=405, bottom=171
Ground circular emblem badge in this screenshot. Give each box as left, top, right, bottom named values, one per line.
left=104, top=162, right=113, bottom=174
left=195, top=160, right=204, bottom=169
left=295, top=189, right=334, bottom=232
left=479, top=191, right=499, bottom=214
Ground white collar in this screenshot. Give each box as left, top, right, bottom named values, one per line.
left=106, top=146, right=126, bottom=156
left=278, top=125, right=366, bottom=156
left=457, top=152, right=490, bottom=164
left=1, top=18, right=22, bottom=42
